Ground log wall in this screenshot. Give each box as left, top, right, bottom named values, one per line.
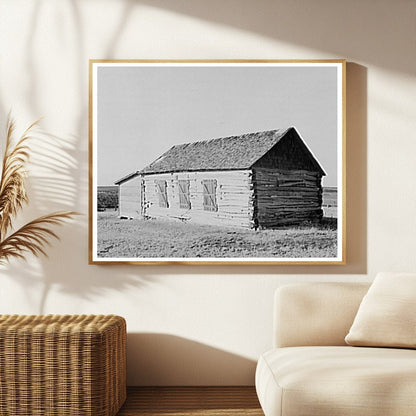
left=142, top=170, right=254, bottom=228
left=118, top=175, right=142, bottom=219
left=254, top=167, right=323, bottom=227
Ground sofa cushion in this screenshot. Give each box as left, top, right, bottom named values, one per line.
left=345, top=272, right=416, bottom=348
left=256, top=346, right=416, bottom=416
left=274, top=283, right=370, bottom=348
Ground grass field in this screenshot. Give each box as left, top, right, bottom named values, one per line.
left=97, top=212, right=337, bottom=259
left=322, top=187, right=338, bottom=218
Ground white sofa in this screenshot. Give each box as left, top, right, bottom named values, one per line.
left=255, top=282, right=416, bottom=416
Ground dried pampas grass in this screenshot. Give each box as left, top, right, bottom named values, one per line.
left=0, top=116, right=78, bottom=264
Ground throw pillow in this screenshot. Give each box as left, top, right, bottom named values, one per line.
left=345, top=272, right=416, bottom=348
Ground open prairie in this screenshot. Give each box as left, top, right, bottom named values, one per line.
left=97, top=212, right=337, bottom=259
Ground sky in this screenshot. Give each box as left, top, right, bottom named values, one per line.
left=95, top=63, right=341, bottom=187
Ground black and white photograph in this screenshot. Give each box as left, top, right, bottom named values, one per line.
left=89, top=60, right=345, bottom=264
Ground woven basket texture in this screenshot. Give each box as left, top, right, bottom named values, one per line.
left=0, top=314, right=126, bottom=416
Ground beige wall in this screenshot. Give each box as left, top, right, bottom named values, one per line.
left=0, top=0, right=415, bottom=385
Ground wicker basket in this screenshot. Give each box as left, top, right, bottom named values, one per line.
left=0, top=314, right=126, bottom=416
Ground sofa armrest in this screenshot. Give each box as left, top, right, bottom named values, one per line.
left=274, top=282, right=370, bottom=348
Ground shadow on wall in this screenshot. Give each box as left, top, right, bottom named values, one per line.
left=344, top=63, right=367, bottom=274
left=0, top=1, right=143, bottom=311
left=0, top=124, right=156, bottom=314
left=127, top=333, right=257, bottom=386
left=23, top=0, right=87, bottom=212
left=136, top=0, right=413, bottom=76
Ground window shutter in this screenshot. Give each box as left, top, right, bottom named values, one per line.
left=156, top=180, right=169, bottom=208
left=178, top=180, right=191, bottom=209
left=202, top=179, right=217, bottom=211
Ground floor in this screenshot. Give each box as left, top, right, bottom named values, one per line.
left=117, top=386, right=264, bottom=416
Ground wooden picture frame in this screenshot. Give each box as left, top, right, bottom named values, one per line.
left=89, top=60, right=346, bottom=265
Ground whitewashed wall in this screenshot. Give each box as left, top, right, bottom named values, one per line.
left=119, top=175, right=142, bottom=219
left=143, top=170, right=253, bottom=228
left=0, top=0, right=415, bottom=385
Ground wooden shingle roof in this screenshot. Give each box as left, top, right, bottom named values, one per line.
left=140, top=127, right=325, bottom=176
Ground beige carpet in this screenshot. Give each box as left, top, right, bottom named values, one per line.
left=117, top=386, right=263, bottom=416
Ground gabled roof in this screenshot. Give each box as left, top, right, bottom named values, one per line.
left=114, top=171, right=141, bottom=185
left=140, top=127, right=325, bottom=176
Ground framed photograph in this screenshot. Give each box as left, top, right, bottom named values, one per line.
left=89, top=60, right=345, bottom=265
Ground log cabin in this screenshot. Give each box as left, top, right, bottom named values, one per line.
left=115, top=127, right=326, bottom=228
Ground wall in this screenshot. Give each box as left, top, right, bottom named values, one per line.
left=143, top=170, right=252, bottom=228
left=0, top=0, right=415, bottom=385
left=119, top=175, right=142, bottom=219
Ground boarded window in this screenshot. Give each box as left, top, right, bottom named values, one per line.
left=202, top=179, right=217, bottom=211
left=178, top=180, right=191, bottom=209
left=156, top=180, right=169, bottom=208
